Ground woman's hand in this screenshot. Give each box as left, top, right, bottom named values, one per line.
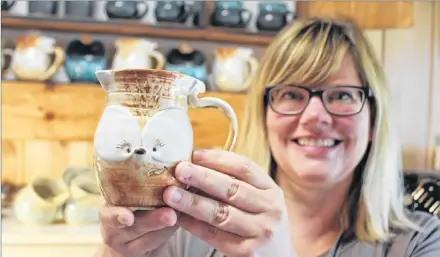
left=98, top=205, right=179, bottom=257
left=163, top=149, right=293, bottom=257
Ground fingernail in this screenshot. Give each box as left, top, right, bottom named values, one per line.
left=160, top=215, right=172, bottom=226
left=193, top=149, right=206, bottom=162
left=179, top=162, right=193, bottom=181
left=117, top=215, right=129, bottom=226
left=170, top=188, right=182, bottom=203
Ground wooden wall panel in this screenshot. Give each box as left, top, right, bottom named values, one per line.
left=383, top=2, right=434, bottom=170
left=363, top=31, right=384, bottom=64
left=296, top=1, right=414, bottom=29
left=429, top=2, right=440, bottom=169
left=1, top=82, right=246, bottom=184
left=432, top=2, right=440, bottom=140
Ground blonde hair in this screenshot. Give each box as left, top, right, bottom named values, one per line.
left=235, top=16, right=417, bottom=242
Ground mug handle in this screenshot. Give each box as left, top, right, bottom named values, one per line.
left=239, top=55, right=259, bottom=91
left=244, top=56, right=259, bottom=76
left=240, top=9, right=253, bottom=26
left=40, top=46, right=65, bottom=81
left=148, top=50, right=165, bottom=70
left=135, top=1, right=149, bottom=18
left=2, top=48, right=14, bottom=71
left=188, top=85, right=238, bottom=151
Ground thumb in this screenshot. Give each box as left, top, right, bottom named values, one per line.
left=99, top=205, right=135, bottom=228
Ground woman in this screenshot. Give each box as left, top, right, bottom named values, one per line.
left=95, top=17, right=440, bottom=257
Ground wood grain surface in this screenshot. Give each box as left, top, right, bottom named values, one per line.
left=1, top=81, right=246, bottom=185
left=296, top=1, right=414, bottom=29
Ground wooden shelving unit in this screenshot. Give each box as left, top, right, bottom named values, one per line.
left=1, top=13, right=274, bottom=46
left=1, top=81, right=246, bottom=185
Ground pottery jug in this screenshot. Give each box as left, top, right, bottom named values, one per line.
left=64, top=175, right=102, bottom=225
left=256, top=2, right=295, bottom=32
left=65, top=37, right=106, bottom=83
left=93, top=69, right=238, bottom=210
left=154, top=0, right=192, bottom=24
left=212, top=47, right=258, bottom=92
left=1, top=0, right=15, bottom=11
left=112, top=38, right=165, bottom=70
left=9, top=32, right=64, bottom=81
left=28, top=0, right=58, bottom=15
left=106, top=0, right=148, bottom=20
left=1, top=39, right=13, bottom=73
left=210, top=0, right=252, bottom=28
left=12, top=177, right=69, bottom=225
left=165, top=42, right=207, bottom=82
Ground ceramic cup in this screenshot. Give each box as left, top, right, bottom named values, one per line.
left=93, top=69, right=238, bottom=210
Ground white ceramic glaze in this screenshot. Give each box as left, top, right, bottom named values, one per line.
left=212, top=47, right=258, bottom=92
left=111, top=38, right=165, bottom=70
left=93, top=69, right=238, bottom=209
left=11, top=33, right=64, bottom=81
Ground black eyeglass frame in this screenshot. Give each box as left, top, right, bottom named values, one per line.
left=263, top=84, right=375, bottom=116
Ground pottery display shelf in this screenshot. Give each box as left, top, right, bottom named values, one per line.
left=1, top=13, right=273, bottom=46
left=2, top=209, right=101, bottom=257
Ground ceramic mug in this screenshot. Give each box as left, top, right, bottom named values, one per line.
left=93, top=69, right=238, bottom=210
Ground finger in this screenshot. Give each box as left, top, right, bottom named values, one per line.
left=126, top=207, right=178, bottom=234
left=99, top=205, right=135, bottom=228
left=164, top=186, right=260, bottom=237
left=117, top=225, right=179, bottom=256
left=192, top=149, right=275, bottom=190
left=101, top=207, right=178, bottom=248
left=175, top=161, right=270, bottom=213
left=177, top=213, right=255, bottom=257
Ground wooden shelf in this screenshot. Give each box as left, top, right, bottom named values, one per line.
left=1, top=80, right=246, bottom=185
left=1, top=80, right=246, bottom=141
left=1, top=13, right=274, bottom=46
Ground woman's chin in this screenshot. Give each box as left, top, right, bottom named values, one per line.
left=289, top=158, right=337, bottom=183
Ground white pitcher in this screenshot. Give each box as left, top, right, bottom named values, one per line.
left=112, top=38, right=165, bottom=70
left=212, top=47, right=258, bottom=92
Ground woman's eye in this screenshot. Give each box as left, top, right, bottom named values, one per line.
left=280, top=92, right=302, bottom=100
left=330, top=92, right=353, bottom=101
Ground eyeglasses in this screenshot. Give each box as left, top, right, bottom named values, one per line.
left=264, top=84, right=374, bottom=116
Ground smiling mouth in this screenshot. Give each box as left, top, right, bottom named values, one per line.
left=292, top=138, right=342, bottom=147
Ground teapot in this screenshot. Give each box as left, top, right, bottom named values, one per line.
left=212, top=47, right=258, bottom=92
left=210, top=0, right=252, bottom=29
left=111, top=38, right=165, bottom=70
left=8, top=32, right=65, bottom=81
left=256, top=2, right=295, bottom=32
left=106, top=0, right=148, bottom=20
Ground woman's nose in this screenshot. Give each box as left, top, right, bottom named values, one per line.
left=298, top=96, right=332, bottom=125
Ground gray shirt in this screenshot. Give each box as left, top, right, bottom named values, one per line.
left=146, top=211, right=440, bottom=257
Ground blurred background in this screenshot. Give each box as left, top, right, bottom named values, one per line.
left=1, top=1, right=439, bottom=257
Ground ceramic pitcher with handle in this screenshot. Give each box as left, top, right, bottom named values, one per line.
left=111, top=38, right=165, bottom=70
left=93, top=69, right=238, bottom=210
left=12, top=177, right=70, bottom=225
left=212, top=47, right=258, bottom=92
left=8, top=32, right=64, bottom=81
